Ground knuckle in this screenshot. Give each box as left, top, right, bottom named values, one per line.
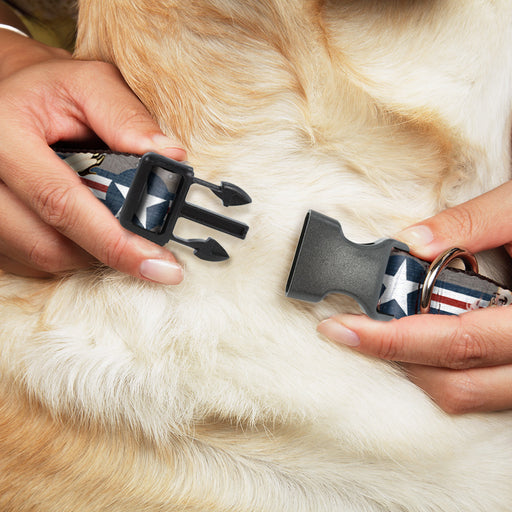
left=102, top=233, right=130, bottom=270
left=374, top=322, right=403, bottom=360
left=33, top=181, right=80, bottom=231
left=442, top=317, right=487, bottom=369
left=51, top=47, right=72, bottom=60
left=436, top=371, right=482, bottom=414
left=89, top=60, right=118, bottom=75
left=442, top=204, right=476, bottom=241
left=65, top=61, right=122, bottom=102
left=115, top=104, right=153, bottom=132
left=28, top=239, right=65, bottom=274
left=77, top=60, right=119, bottom=81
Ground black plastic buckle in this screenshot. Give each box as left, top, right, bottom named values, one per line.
left=119, top=153, right=251, bottom=261
left=286, top=210, right=409, bottom=320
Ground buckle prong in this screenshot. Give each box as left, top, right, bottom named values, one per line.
left=119, top=152, right=250, bottom=261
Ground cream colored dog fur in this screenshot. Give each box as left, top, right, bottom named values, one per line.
left=1, top=1, right=512, bottom=510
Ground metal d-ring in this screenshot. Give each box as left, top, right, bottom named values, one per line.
left=419, top=247, right=479, bottom=314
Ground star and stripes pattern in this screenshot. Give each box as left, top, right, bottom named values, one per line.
left=59, top=152, right=176, bottom=232
left=57, top=154, right=512, bottom=312
left=57, top=149, right=252, bottom=261
left=377, top=250, right=511, bottom=319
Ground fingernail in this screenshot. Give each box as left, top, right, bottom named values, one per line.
left=317, top=319, right=360, bottom=347
left=150, top=134, right=187, bottom=160
left=396, top=225, right=434, bottom=251
left=139, top=259, right=183, bottom=285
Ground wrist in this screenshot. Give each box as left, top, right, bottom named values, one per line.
left=0, top=24, right=29, bottom=38
left=0, top=30, right=71, bottom=80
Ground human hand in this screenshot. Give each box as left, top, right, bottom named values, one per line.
left=0, top=30, right=186, bottom=283
left=318, top=181, right=512, bottom=414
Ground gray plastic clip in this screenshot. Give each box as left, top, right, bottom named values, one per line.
left=285, top=210, right=409, bottom=320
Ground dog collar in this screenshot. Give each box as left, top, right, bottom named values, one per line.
left=57, top=149, right=251, bottom=261
left=286, top=210, right=512, bottom=320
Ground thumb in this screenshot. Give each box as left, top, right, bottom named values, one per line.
left=396, top=181, right=512, bottom=260
left=72, top=62, right=187, bottom=161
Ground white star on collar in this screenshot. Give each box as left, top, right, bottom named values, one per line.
left=379, top=259, right=418, bottom=316
left=113, top=183, right=167, bottom=228
left=135, top=195, right=167, bottom=229
left=113, top=183, right=130, bottom=217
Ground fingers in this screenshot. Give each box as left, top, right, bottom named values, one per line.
left=0, top=181, right=92, bottom=274
left=396, top=180, right=512, bottom=260
left=9, top=59, right=187, bottom=161
left=317, top=308, right=512, bottom=413
left=318, top=174, right=512, bottom=415
left=54, top=60, right=187, bottom=161
left=404, top=363, right=512, bottom=414
left=317, top=307, right=512, bottom=369
left=0, top=254, right=53, bottom=278
left=0, top=58, right=187, bottom=282
left=0, top=140, right=184, bottom=283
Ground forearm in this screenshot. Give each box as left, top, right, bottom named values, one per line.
left=0, top=5, right=71, bottom=81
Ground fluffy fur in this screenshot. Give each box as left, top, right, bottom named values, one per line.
left=1, top=0, right=512, bottom=510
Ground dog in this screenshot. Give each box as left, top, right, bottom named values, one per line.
left=1, top=0, right=512, bottom=510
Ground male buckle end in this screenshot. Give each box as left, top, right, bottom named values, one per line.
left=119, top=153, right=251, bottom=261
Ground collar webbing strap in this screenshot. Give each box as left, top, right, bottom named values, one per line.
left=56, top=149, right=251, bottom=261
left=377, top=249, right=511, bottom=318
left=286, top=210, right=511, bottom=320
